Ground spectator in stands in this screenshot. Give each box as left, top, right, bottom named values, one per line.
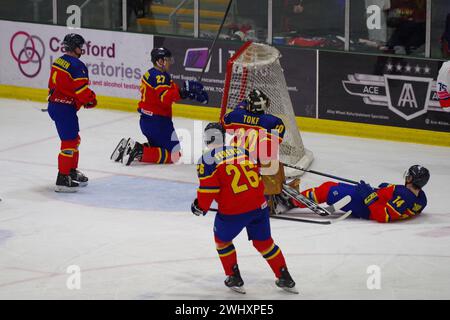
left=380, top=0, right=426, bottom=55
left=441, top=13, right=450, bottom=58
left=273, top=0, right=305, bottom=34
left=127, top=0, right=152, bottom=23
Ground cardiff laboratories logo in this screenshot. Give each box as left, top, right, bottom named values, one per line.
left=10, top=31, right=45, bottom=78
left=343, top=63, right=442, bottom=121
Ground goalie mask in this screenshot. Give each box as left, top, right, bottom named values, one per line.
left=404, top=165, right=430, bottom=189
left=204, top=122, right=225, bottom=146
left=247, top=89, right=269, bottom=114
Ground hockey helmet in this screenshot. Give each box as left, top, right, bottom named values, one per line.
left=204, top=122, right=225, bottom=146
left=151, top=47, right=174, bottom=64
left=404, top=165, right=430, bottom=189
left=62, top=33, right=86, bottom=52
left=246, top=89, right=269, bottom=114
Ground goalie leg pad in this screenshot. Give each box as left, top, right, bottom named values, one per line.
left=262, top=162, right=285, bottom=195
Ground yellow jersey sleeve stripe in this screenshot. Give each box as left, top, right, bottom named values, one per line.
left=197, top=188, right=220, bottom=194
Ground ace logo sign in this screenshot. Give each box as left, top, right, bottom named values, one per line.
left=341, top=63, right=443, bottom=121
left=319, top=51, right=450, bottom=132
left=384, top=75, right=433, bottom=121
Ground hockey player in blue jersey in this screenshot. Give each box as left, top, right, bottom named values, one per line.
left=222, top=89, right=286, bottom=166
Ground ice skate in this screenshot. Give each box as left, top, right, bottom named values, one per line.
left=121, top=139, right=143, bottom=166
left=55, top=173, right=79, bottom=193
left=224, top=265, right=246, bottom=294
left=275, top=267, right=298, bottom=294
left=70, top=169, right=88, bottom=187
left=110, top=138, right=128, bottom=162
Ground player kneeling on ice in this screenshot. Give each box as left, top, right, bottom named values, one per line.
left=47, top=33, right=97, bottom=193
left=190, top=122, right=298, bottom=294
left=111, top=47, right=208, bottom=166
left=273, top=165, right=429, bottom=223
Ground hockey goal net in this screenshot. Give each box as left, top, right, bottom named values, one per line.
left=220, top=41, right=314, bottom=176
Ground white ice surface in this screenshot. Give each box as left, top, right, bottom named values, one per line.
left=0, top=98, right=450, bottom=300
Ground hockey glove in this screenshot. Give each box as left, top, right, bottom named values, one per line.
left=356, top=180, right=379, bottom=206
left=185, top=80, right=204, bottom=95
left=195, top=90, right=209, bottom=104
left=84, top=99, right=97, bottom=109
left=191, top=198, right=207, bottom=216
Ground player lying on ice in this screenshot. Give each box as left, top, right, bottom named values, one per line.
left=110, top=47, right=209, bottom=165
left=190, top=122, right=298, bottom=295
left=272, top=165, right=429, bottom=223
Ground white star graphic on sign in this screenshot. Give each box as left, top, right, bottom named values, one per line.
left=405, top=64, right=412, bottom=72
left=396, top=64, right=403, bottom=71
left=424, top=65, right=430, bottom=74
left=414, top=65, right=421, bottom=73
left=386, top=63, right=394, bottom=71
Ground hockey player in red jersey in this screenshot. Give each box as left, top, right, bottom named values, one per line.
left=437, top=61, right=450, bottom=108
left=191, top=122, right=298, bottom=294
left=47, top=33, right=97, bottom=192
left=111, top=47, right=208, bottom=166
left=274, top=165, right=429, bottom=223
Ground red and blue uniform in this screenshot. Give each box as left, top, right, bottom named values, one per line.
left=437, top=61, right=450, bottom=108
left=298, top=182, right=427, bottom=223
left=137, top=67, right=182, bottom=163
left=196, top=146, right=289, bottom=277
left=223, top=103, right=285, bottom=163
left=47, top=54, right=96, bottom=175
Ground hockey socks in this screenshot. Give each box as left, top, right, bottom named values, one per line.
left=215, top=237, right=237, bottom=276
left=141, top=145, right=180, bottom=164
left=58, top=139, right=79, bottom=175
left=294, top=181, right=339, bottom=208
left=253, top=238, right=286, bottom=278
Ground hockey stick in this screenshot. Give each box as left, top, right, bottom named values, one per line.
left=283, top=163, right=359, bottom=185
left=198, top=0, right=234, bottom=82
left=207, top=208, right=352, bottom=225
left=207, top=196, right=352, bottom=225
left=270, top=210, right=352, bottom=225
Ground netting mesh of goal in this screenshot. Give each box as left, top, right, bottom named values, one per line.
left=221, top=42, right=313, bottom=168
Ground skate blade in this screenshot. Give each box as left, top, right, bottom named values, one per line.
left=76, top=181, right=88, bottom=187
left=111, top=138, right=127, bottom=161
left=228, top=286, right=246, bottom=294
left=55, top=186, right=79, bottom=193
left=121, top=139, right=135, bottom=166
left=280, top=286, right=299, bottom=294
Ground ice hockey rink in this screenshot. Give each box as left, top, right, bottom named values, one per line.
left=1, top=98, right=450, bottom=300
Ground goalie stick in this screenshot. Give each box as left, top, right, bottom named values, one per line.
left=208, top=196, right=352, bottom=225
left=281, top=183, right=332, bottom=216
left=270, top=196, right=353, bottom=225
left=282, top=163, right=359, bottom=185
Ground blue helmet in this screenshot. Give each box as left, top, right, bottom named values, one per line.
left=151, top=47, right=173, bottom=64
